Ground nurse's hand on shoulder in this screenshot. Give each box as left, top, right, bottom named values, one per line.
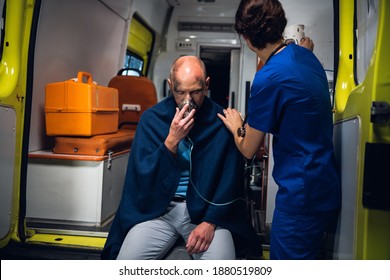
left=217, top=108, right=244, bottom=136
left=218, top=108, right=266, bottom=160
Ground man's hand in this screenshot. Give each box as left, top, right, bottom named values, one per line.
left=164, top=104, right=195, bottom=154
left=186, top=222, right=216, bottom=255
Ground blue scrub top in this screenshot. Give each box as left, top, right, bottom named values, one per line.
left=248, top=44, right=341, bottom=214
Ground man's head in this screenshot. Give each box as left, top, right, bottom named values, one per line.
left=168, top=56, right=210, bottom=115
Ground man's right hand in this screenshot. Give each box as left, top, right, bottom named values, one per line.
left=164, top=104, right=195, bottom=155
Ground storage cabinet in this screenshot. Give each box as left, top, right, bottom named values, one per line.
left=26, top=150, right=129, bottom=227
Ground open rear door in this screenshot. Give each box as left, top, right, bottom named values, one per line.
left=333, top=0, right=390, bottom=259
left=0, top=106, right=16, bottom=247
left=0, top=0, right=36, bottom=249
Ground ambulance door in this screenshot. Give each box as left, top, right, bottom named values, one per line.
left=0, top=99, right=16, bottom=246
left=333, top=0, right=390, bottom=259
left=0, top=0, right=36, bottom=248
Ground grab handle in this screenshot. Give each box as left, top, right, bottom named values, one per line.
left=77, top=71, right=93, bottom=85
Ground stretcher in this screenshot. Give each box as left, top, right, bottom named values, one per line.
left=53, top=129, right=135, bottom=156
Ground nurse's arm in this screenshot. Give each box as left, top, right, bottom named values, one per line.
left=218, top=109, right=265, bottom=159
left=236, top=124, right=265, bottom=159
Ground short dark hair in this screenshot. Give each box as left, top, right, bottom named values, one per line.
left=235, top=0, right=287, bottom=49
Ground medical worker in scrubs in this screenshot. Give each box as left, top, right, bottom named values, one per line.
left=218, top=0, right=341, bottom=259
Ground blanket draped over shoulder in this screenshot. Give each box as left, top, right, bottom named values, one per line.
left=101, top=96, right=262, bottom=259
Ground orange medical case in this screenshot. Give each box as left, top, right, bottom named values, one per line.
left=45, top=72, right=119, bottom=136
left=51, top=70, right=158, bottom=156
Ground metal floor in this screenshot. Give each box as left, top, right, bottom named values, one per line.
left=0, top=241, right=101, bottom=260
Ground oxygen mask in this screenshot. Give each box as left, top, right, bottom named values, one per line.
left=178, top=99, right=198, bottom=118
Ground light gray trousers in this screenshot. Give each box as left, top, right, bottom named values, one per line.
left=117, top=201, right=235, bottom=260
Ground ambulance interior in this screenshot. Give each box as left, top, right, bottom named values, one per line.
left=18, top=0, right=335, bottom=258
left=1, top=0, right=388, bottom=261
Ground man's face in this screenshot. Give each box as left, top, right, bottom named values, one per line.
left=169, top=75, right=210, bottom=116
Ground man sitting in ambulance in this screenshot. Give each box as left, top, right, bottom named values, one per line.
left=101, top=56, right=262, bottom=260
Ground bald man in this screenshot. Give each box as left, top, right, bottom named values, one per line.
left=102, top=56, right=262, bottom=260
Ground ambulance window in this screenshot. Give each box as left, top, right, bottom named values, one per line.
left=355, top=0, right=378, bottom=84
left=126, top=14, right=155, bottom=76
left=123, top=51, right=144, bottom=76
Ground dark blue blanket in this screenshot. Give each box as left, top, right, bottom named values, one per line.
left=101, top=96, right=262, bottom=259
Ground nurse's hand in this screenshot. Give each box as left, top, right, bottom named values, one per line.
left=299, top=37, right=314, bottom=51
left=218, top=108, right=266, bottom=160
left=217, top=108, right=244, bottom=135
